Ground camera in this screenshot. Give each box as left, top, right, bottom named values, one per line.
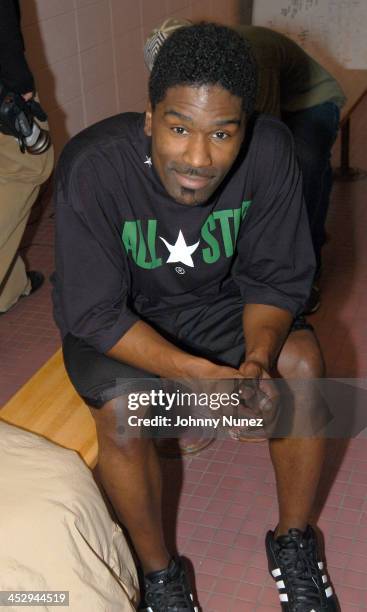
left=0, top=83, right=51, bottom=155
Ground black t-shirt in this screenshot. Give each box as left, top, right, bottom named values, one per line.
left=52, top=112, right=315, bottom=353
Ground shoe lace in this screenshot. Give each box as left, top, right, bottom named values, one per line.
left=278, top=537, right=325, bottom=611
left=145, top=572, right=192, bottom=611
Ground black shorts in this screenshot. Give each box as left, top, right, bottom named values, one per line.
left=63, top=295, right=313, bottom=408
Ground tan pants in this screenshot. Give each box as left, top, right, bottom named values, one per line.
left=0, top=120, right=54, bottom=312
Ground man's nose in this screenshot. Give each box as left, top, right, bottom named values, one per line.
left=182, top=134, right=212, bottom=168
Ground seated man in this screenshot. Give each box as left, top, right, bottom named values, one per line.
left=145, top=19, right=346, bottom=313
left=52, top=23, right=337, bottom=612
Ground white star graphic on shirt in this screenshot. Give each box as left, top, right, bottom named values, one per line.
left=144, top=156, right=152, bottom=168
left=159, top=230, right=200, bottom=268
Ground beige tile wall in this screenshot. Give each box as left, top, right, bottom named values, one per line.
left=21, top=0, right=251, bottom=158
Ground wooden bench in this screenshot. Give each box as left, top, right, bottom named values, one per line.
left=0, top=349, right=98, bottom=468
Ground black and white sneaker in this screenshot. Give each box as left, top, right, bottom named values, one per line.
left=139, top=557, right=199, bottom=612
left=266, top=526, right=340, bottom=611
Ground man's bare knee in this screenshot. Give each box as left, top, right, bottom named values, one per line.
left=277, top=329, right=325, bottom=379
left=90, top=396, right=147, bottom=451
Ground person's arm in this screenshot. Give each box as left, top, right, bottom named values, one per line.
left=107, top=319, right=243, bottom=380
left=239, top=303, right=292, bottom=378
left=232, top=119, right=315, bottom=379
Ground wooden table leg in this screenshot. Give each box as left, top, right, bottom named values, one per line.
left=334, top=117, right=367, bottom=181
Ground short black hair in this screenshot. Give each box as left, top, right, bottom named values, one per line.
left=149, top=22, right=257, bottom=114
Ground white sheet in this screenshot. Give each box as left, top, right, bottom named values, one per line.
left=0, top=421, right=139, bottom=611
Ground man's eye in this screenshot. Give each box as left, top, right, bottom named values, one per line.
left=213, top=131, right=229, bottom=140
left=172, top=127, right=188, bottom=135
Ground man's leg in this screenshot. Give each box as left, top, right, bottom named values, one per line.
left=62, top=334, right=170, bottom=574
left=270, top=328, right=326, bottom=536
left=91, top=397, right=170, bottom=575
left=62, top=334, right=199, bottom=610
left=0, top=252, right=31, bottom=311
left=0, top=186, right=35, bottom=311
left=92, top=401, right=199, bottom=611
left=265, top=330, right=340, bottom=610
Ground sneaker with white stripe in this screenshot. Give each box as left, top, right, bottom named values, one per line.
left=265, top=526, right=340, bottom=611
left=139, top=557, right=199, bottom=612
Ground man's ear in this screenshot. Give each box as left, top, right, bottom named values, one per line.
left=144, top=102, right=152, bottom=136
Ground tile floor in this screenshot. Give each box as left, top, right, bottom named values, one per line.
left=1, top=96, right=367, bottom=610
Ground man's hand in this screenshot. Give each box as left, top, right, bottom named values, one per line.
left=239, top=358, right=274, bottom=411
left=236, top=358, right=279, bottom=436
left=180, top=361, right=245, bottom=407
left=239, top=358, right=270, bottom=381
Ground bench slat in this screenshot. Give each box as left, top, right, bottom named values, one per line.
left=0, top=349, right=98, bottom=468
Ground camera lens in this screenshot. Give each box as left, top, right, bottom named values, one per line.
left=25, top=122, right=51, bottom=155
